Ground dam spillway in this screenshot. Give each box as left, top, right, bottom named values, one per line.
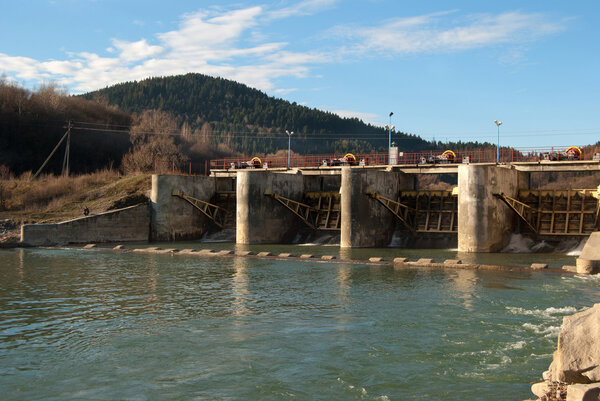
left=150, top=161, right=600, bottom=252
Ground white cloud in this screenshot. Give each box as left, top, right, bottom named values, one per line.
left=331, top=11, right=566, bottom=56
left=267, top=0, right=339, bottom=20
left=0, top=6, right=567, bottom=94
left=112, top=39, right=163, bottom=62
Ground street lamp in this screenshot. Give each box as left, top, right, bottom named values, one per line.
left=286, top=130, right=294, bottom=169
left=494, top=120, right=503, bottom=163
left=388, top=112, right=394, bottom=148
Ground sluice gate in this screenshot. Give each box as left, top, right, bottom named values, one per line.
left=496, top=189, right=600, bottom=236
left=172, top=190, right=236, bottom=229
left=369, top=190, right=458, bottom=233
left=266, top=191, right=341, bottom=230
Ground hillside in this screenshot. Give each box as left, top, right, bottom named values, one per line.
left=0, top=80, right=132, bottom=176
left=82, top=73, right=434, bottom=155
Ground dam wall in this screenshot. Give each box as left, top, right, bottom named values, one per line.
left=21, top=164, right=598, bottom=254
left=21, top=203, right=150, bottom=246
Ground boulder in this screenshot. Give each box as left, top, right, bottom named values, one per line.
left=566, top=383, right=600, bottom=401
left=551, top=304, right=600, bottom=383
left=531, top=381, right=550, bottom=398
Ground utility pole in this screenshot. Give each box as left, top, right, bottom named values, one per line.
left=33, top=121, right=72, bottom=180
left=62, top=120, right=71, bottom=176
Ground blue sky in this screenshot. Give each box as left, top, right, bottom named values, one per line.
left=1, top=0, right=599, bottom=148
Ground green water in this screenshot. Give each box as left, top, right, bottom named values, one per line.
left=1, top=246, right=598, bottom=400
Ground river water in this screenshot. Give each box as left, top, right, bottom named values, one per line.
left=1, top=244, right=599, bottom=401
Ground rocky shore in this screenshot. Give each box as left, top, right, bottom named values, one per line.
left=529, top=303, right=600, bottom=401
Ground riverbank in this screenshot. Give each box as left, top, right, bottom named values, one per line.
left=0, top=172, right=151, bottom=246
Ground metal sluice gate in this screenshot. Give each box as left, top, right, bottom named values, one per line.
left=368, top=190, right=458, bottom=233
left=496, top=189, right=600, bottom=236
left=172, top=190, right=236, bottom=229
left=265, top=191, right=341, bottom=230
left=268, top=189, right=457, bottom=234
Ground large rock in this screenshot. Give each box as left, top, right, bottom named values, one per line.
left=566, top=383, right=600, bottom=401
left=551, top=304, right=600, bottom=383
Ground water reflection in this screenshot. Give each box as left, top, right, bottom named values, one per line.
left=231, top=256, right=250, bottom=316
left=447, top=269, right=478, bottom=311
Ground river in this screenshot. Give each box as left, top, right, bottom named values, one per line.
left=1, top=244, right=598, bottom=400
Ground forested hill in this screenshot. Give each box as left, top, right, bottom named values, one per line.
left=81, top=73, right=431, bottom=155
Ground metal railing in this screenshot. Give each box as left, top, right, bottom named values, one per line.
left=208, top=146, right=599, bottom=171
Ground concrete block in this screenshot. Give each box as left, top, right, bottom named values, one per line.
left=113, top=245, right=125, bottom=250
left=278, top=253, right=294, bottom=257
left=321, top=255, right=336, bottom=260
left=369, top=257, right=384, bottom=262
left=257, top=251, right=273, bottom=257
left=198, top=249, right=215, bottom=254
left=531, top=263, right=548, bottom=269
left=235, top=250, right=255, bottom=256
left=300, top=254, right=314, bottom=259
left=444, top=259, right=462, bottom=264
left=563, top=265, right=578, bottom=273
left=132, top=248, right=148, bottom=253
left=393, top=257, right=408, bottom=264
left=178, top=249, right=199, bottom=254
left=156, top=248, right=179, bottom=254
left=216, top=250, right=233, bottom=255
left=416, top=258, right=434, bottom=265
left=83, top=244, right=96, bottom=249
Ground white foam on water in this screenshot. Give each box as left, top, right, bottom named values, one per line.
left=502, top=234, right=535, bottom=253
left=507, top=306, right=578, bottom=318
left=562, top=238, right=587, bottom=256
left=503, top=340, right=526, bottom=350
left=522, top=323, right=561, bottom=337
left=200, top=229, right=235, bottom=243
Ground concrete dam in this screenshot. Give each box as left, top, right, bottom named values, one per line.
left=150, top=161, right=600, bottom=253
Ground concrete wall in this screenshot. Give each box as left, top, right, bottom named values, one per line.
left=21, top=204, right=149, bottom=246
left=458, top=165, right=529, bottom=252
left=340, top=167, right=414, bottom=248
left=236, top=170, right=306, bottom=244
left=151, top=175, right=223, bottom=241
left=576, top=232, right=600, bottom=274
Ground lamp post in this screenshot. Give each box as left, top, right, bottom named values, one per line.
left=286, top=130, right=294, bottom=169
left=494, top=120, right=503, bottom=163
left=388, top=112, right=394, bottom=148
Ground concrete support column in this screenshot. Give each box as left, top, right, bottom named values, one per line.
left=457, top=165, right=529, bottom=252
left=236, top=170, right=304, bottom=244
left=151, top=175, right=216, bottom=241
left=340, top=167, right=407, bottom=248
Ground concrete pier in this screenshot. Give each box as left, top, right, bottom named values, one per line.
left=236, top=170, right=304, bottom=244
left=457, top=165, right=529, bottom=252
left=340, top=167, right=414, bottom=248
left=151, top=175, right=234, bottom=241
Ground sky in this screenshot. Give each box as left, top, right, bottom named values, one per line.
left=1, top=0, right=599, bottom=148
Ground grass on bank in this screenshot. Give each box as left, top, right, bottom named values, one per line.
left=0, top=169, right=151, bottom=224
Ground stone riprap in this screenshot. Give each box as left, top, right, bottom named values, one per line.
left=530, top=303, right=600, bottom=401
